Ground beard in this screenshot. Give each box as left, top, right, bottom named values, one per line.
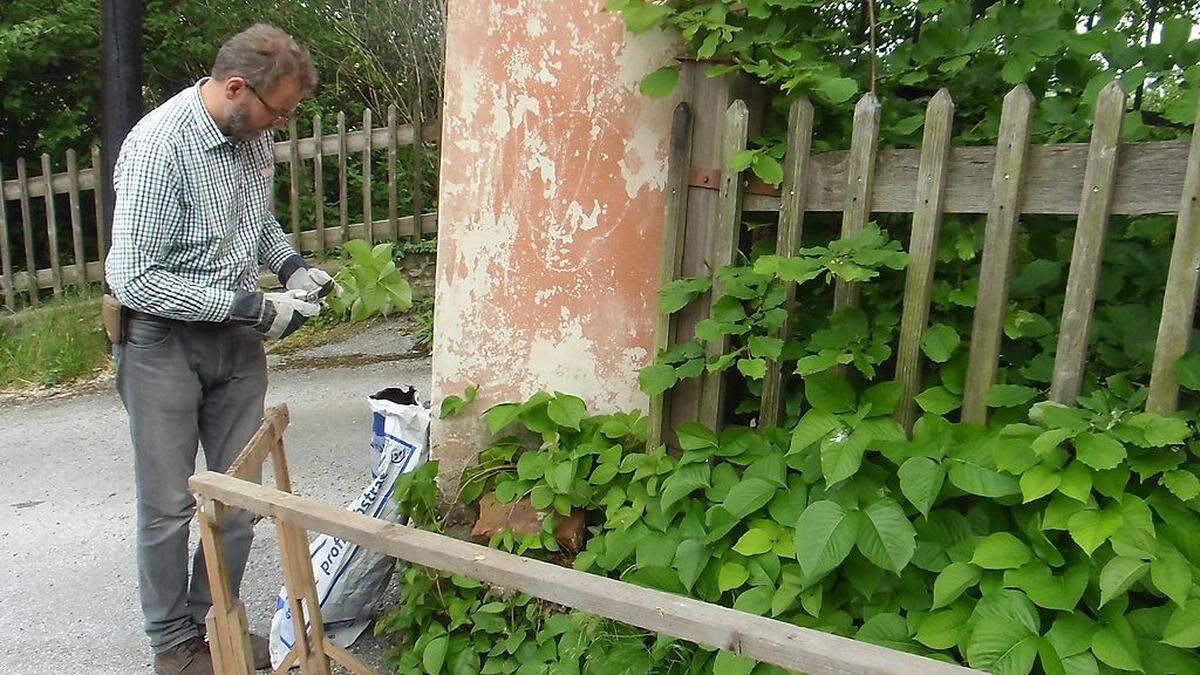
left=223, top=101, right=262, bottom=142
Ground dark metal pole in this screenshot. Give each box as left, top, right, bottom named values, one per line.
left=99, top=0, right=144, bottom=258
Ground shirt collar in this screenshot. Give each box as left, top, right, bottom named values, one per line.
left=189, top=78, right=234, bottom=151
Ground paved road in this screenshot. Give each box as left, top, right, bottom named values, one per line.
left=0, top=340, right=430, bottom=674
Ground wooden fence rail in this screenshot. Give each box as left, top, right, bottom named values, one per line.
left=0, top=109, right=441, bottom=311
left=649, top=81, right=1200, bottom=449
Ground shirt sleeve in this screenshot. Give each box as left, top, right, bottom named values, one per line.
left=104, top=138, right=236, bottom=322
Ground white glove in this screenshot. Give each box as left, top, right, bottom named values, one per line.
left=285, top=266, right=338, bottom=301
left=259, top=289, right=321, bottom=339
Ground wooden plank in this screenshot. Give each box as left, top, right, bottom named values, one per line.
left=410, top=98, right=424, bottom=245
left=338, top=112, right=349, bottom=245
left=961, top=85, right=1035, bottom=424
left=196, top=498, right=256, bottom=674
left=191, top=471, right=979, bottom=675
left=312, top=113, right=326, bottom=262
left=0, top=162, right=14, bottom=309
left=65, top=150, right=86, bottom=291
left=698, top=100, right=750, bottom=431
left=362, top=108, right=373, bottom=245
left=895, top=90, right=954, bottom=434
left=759, top=98, right=814, bottom=429
left=387, top=104, right=399, bottom=242
left=1049, top=82, right=1127, bottom=405
left=833, top=94, right=882, bottom=310
left=92, top=146, right=106, bottom=264
left=322, top=639, right=378, bottom=675
left=276, top=518, right=332, bottom=675
left=738, top=140, right=1191, bottom=217
left=6, top=211, right=440, bottom=293
left=266, top=119, right=440, bottom=163
left=227, top=405, right=289, bottom=481
left=39, top=154, right=63, bottom=295
left=1147, top=96, right=1200, bottom=414
left=17, top=158, right=38, bottom=307
left=289, top=118, right=303, bottom=252
left=646, top=103, right=694, bottom=452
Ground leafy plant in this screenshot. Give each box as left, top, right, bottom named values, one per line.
left=326, top=239, right=413, bottom=323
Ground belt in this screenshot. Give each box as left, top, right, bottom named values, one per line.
left=127, top=310, right=234, bottom=330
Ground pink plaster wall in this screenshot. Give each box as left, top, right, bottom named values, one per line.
left=431, top=1, right=682, bottom=483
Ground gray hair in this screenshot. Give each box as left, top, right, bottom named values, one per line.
left=211, top=23, right=317, bottom=95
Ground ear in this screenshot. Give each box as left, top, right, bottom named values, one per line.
left=222, top=76, right=247, bottom=101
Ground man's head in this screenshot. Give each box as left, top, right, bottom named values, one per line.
left=207, top=23, right=317, bottom=140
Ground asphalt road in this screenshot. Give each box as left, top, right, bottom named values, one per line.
left=0, top=328, right=430, bottom=674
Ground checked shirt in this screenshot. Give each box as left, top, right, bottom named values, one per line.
left=105, top=79, right=296, bottom=322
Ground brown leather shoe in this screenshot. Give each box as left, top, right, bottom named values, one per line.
left=200, top=623, right=271, bottom=670
left=154, top=637, right=213, bottom=675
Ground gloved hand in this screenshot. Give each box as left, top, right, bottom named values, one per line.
left=231, top=289, right=320, bottom=340
left=279, top=255, right=337, bottom=301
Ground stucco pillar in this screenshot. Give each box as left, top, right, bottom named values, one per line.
left=431, top=1, right=683, bottom=487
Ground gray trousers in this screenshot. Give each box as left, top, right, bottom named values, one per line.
left=115, top=314, right=267, bottom=652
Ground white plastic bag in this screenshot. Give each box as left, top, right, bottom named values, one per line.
left=268, top=387, right=431, bottom=669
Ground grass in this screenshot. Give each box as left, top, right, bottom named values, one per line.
left=0, top=288, right=110, bottom=388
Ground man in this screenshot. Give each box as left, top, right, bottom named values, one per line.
left=105, top=23, right=334, bottom=675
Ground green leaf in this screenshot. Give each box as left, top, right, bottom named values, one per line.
left=921, top=323, right=960, bottom=363
left=657, top=277, right=711, bottom=314
left=916, top=386, right=961, bottom=415
left=820, top=425, right=871, bottom=485
left=1099, top=556, right=1149, bottom=608
left=547, top=394, right=586, bottom=430
left=675, top=422, right=718, bottom=451
left=933, top=562, right=983, bottom=609
left=638, top=363, right=677, bottom=397
left=1174, top=352, right=1200, bottom=392
left=855, top=499, right=917, bottom=575
left=640, top=66, right=679, bottom=98
left=855, top=613, right=914, bottom=652
left=1075, top=432, right=1126, bottom=471
left=1163, top=603, right=1200, bottom=648
left=737, top=357, right=767, bottom=379
left=1045, top=613, right=1098, bottom=659
left=972, top=532, right=1033, bottom=570
left=1150, top=546, right=1192, bottom=607
left=673, top=539, right=710, bottom=592
left=439, top=385, right=477, bottom=419
left=1163, top=469, right=1200, bottom=501
left=947, top=456, right=1021, bottom=498
left=965, top=591, right=1041, bottom=674
left=1057, top=461, right=1093, bottom=502
left=985, top=384, right=1040, bottom=408
left=789, top=409, right=839, bottom=453
left=861, top=381, right=904, bottom=417
left=917, top=606, right=971, bottom=650
left=812, top=75, right=858, bottom=104
left=1004, top=561, right=1089, bottom=611
left=748, top=335, right=784, bottom=360
left=484, top=404, right=521, bottom=435
left=751, top=153, right=784, bottom=186
left=1131, top=413, right=1190, bottom=447
left=732, top=528, right=775, bottom=556
left=722, top=478, right=777, bottom=518
left=718, top=561, right=749, bottom=592
left=712, top=651, right=756, bottom=675
left=1091, top=619, right=1142, bottom=672
left=795, top=500, right=860, bottom=578
left=618, top=0, right=671, bottom=34
left=804, top=371, right=856, bottom=413
left=898, top=456, right=945, bottom=517
left=1021, top=464, right=1061, bottom=503
left=423, top=634, right=449, bottom=674
left=659, top=462, right=711, bottom=511
left=1067, top=507, right=1123, bottom=556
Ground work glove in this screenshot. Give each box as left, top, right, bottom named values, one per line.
left=279, top=254, right=337, bottom=301
left=231, top=289, right=321, bottom=340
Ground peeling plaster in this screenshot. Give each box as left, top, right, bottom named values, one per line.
left=432, top=0, right=684, bottom=487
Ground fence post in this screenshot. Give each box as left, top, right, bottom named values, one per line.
left=92, top=146, right=107, bottom=266
left=17, top=158, right=37, bottom=306
left=313, top=113, right=326, bottom=261
left=0, top=163, right=14, bottom=309
left=289, top=118, right=303, bottom=252
left=338, top=112, right=349, bottom=245
left=66, top=150, right=87, bottom=290
left=410, top=97, right=424, bottom=243
left=388, top=104, right=399, bottom=242
left=362, top=109, right=373, bottom=245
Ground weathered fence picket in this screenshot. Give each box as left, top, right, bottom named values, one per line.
left=0, top=110, right=440, bottom=311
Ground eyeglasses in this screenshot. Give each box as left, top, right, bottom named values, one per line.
left=244, top=81, right=293, bottom=121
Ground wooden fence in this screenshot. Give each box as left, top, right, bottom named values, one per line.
left=648, top=71, right=1200, bottom=450
left=0, top=106, right=441, bottom=312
